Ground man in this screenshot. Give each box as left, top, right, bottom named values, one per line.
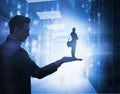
left=0, top=15, right=81, bottom=94
left=70, top=27, right=78, bottom=57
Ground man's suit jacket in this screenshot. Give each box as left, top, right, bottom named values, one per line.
left=0, top=37, right=58, bottom=94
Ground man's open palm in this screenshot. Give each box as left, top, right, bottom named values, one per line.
left=61, top=57, right=82, bottom=63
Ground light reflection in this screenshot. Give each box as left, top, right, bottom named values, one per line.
left=0, top=0, right=111, bottom=93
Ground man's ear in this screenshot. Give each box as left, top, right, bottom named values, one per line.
left=14, top=27, right=20, bottom=34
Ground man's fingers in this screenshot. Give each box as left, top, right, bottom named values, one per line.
left=75, top=58, right=83, bottom=61
left=61, top=57, right=83, bottom=62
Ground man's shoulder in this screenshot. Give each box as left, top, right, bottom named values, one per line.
left=0, top=42, right=21, bottom=57
left=17, top=47, right=28, bottom=54
left=13, top=47, right=29, bottom=58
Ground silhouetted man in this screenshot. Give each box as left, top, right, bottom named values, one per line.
left=70, top=27, right=78, bottom=57
left=0, top=15, right=81, bottom=94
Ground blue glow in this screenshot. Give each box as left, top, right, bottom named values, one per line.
left=33, top=20, right=39, bottom=25
left=27, top=0, right=55, bottom=3
left=36, top=10, right=62, bottom=19
left=0, top=0, right=113, bottom=93
left=23, top=11, right=111, bottom=93
left=25, top=13, right=29, bottom=17
left=10, top=11, right=14, bottom=17
left=89, top=0, right=91, bottom=2
left=82, top=4, right=85, bottom=8
left=17, top=4, right=21, bottom=9
left=17, top=10, right=21, bottom=15
left=4, top=22, right=8, bottom=27
left=28, top=15, right=98, bottom=93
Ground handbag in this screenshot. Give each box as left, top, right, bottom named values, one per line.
left=67, top=37, right=72, bottom=47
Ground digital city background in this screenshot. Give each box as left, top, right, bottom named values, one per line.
left=0, top=0, right=119, bottom=93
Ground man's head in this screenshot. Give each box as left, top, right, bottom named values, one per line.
left=9, top=15, right=30, bottom=42
left=72, top=27, right=76, bottom=32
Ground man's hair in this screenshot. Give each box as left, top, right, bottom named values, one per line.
left=72, top=27, right=76, bottom=32
left=8, top=15, right=30, bottom=34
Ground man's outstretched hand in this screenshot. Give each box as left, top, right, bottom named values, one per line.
left=60, top=56, right=82, bottom=63
left=55, top=57, right=82, bottom=67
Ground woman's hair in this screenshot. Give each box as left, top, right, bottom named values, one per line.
left=8, top=15, right=30, bottom=34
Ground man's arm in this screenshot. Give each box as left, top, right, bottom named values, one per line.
left=12, top=48, right=82, bottom=79
left=32, top=57, right=82, bottom=79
